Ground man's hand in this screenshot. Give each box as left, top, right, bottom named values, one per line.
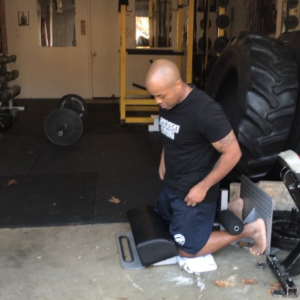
left=159, top=160, right=165, bottom=180
left=159, top=148, right=165, bottom=180
left=184, top=130, right=241, bottom=207
left=184, top=183, right=208, bottom=206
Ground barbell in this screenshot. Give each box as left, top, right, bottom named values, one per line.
left=44, top=94, right=87, bottom=146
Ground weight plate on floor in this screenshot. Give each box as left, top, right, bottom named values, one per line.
left=58, top=94, right=88, bottom=119
left=44, top=108, right=83, bottom=146
left=271, top=211, right=300, bottom=251
left=0, top=109, right=13, bottom=132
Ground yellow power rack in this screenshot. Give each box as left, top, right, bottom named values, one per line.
left=118, top=0, right=195, bottom=124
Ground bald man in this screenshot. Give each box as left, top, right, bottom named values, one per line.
left=145, top=59, right=267, bottom=259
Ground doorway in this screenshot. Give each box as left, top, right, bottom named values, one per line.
left=90, top=0, right=120, bottom=98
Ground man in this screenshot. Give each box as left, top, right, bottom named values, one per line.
left=145, top=59, right=266, bottom=258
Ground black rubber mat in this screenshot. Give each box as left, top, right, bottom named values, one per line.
left=0, top=100, right=165, bottom=226
left=0, top=135, right=47, bottom=176
left=5, top=99, right=58, bottom=135
left=94, top=166, right=163, bottom=223
left=143, top=131, right=163, bottom=167
left=31, top=133, right=157, bottom=175
left=0, top=173, right=96, bottom=228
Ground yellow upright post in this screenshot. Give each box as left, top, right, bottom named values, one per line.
left=186, top=0, right=194, bottom=83
left=217, top=7, right=226, bottom=37
left=119, top=4, right=127, bottom=121
left=176, top=0, right=184, bottom=74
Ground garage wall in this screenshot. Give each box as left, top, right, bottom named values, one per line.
left=5, top=0, right=181, bottom=99
left=5, top=0, right=91, bottom=99
left=0, top=0, right=8, bottom=53
left=5, top=1, right=241, bottom=99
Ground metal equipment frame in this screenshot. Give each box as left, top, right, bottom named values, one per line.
left=118, top=0, right=194, bottom=124
left=266, top=150, right=300, bottom=298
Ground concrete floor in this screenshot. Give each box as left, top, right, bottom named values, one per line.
left=0, top=223, right=298, bottom=300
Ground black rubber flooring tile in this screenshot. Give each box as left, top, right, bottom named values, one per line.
left=142, top=131, right=163, bottom=167
left=0, top=135, right=47, bottom=176
left=31, top=133, right=157, bottom=175
left=0, top=172, right=97, bottom=228
left=5, top=99, right=58, bottom=135
left=94, top=166, right=163, bottom=223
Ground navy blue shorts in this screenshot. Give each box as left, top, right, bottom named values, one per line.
left=155, top=186, right=218, bottom=255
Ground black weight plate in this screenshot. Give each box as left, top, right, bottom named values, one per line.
left=271, top=211, right=300, bottom=251
left=0, top=110, right=13, bottom=132
left=219, top=0, right=229, bottom=7
left=58, top=94, right=88, bottom=119
left=214, top=36, right=229, bottom=53
left=198, top=37, right=212, bottom=51
left=44, top=108, right=83, bottom=146
left=216, top=14, right=231, bottom=29
left=287, top=0, right=299, bottom=9
left=285, top=15, right=299, bottom=30
left=200, top=18, right=211, bottom=29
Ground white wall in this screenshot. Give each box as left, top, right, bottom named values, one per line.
left=6, top=0, right=229, bottom=99
left=5, top=0, right=91, bottom=99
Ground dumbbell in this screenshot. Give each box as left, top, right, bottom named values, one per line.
left=44, top=94, right=87, bottom=146
left=0, top=109, right=13, bottom=132
left=218, top=209, right=244, bottom=235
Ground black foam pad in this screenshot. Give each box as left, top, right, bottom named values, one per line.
left=127, top=205, right=178, bottom=266
left=218, top=209, right=244, bottom=235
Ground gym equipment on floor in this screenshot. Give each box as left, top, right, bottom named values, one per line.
left=116, top=180, right=271, bottom=269
left=44, top=108, right=83, bottom=146
left=265, top=150, right=300, bottom=298
left=58, top=94, right=88, bottom=119
left=44, top=94, right=87, bottom=146
left=0, top=54, right=24, bottom=112
left=116, top=205, right=177, bottom=269
left=0, top=109, right=13, bottom=132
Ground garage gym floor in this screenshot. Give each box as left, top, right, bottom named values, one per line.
left=0, top=99, right=298, bottom=300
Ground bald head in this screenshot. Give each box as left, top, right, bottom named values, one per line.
left=145, top=59, right=189, bottom=110
left=145, top=59, right=181, bottom=88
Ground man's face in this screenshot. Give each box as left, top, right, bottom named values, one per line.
left=146, top=79, right=181, bottom=110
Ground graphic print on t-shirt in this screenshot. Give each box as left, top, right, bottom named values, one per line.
left=159, top=117, right=180, bottom=140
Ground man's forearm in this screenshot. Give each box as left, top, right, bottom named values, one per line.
left=197, top=149, right=241, bottom=191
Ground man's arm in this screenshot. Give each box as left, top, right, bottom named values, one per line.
left=184, top=130, right=242, bottom=206
left=159, top=147, right=165, bottom=180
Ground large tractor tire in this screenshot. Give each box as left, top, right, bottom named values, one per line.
left=278, top=31, right=300, bottom=153
left=205, top=32, right=298, bottom=178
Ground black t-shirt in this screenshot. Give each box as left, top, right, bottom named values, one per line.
left=159, top=87, right=232, bottom=201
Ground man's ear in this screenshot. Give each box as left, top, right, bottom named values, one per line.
left=175, top=78, right=183, bottom=90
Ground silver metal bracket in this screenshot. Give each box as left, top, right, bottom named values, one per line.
left=267, top=255, right=298, bottom=298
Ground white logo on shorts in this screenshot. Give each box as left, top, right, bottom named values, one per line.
left=174, top=234, right=185, bottom=246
